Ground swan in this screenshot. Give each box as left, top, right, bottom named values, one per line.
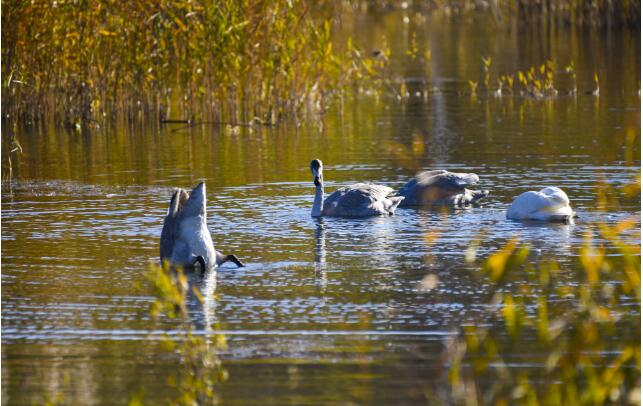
left=310, top=159, right=404, bottom=218
left=506, top=187, right=575, bottom=222
left=160, top=182, right=243, bottom=273
left=396, top=170, right=489, bottom=207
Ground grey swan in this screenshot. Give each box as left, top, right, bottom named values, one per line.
left=310, top=159, right=404, bottom=218
left=396, top=170, right=489, bottom=207
left=160, top=182, right=243, bottom=273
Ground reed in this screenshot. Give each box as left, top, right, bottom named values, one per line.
left=1, top=1, right=382, bottom=127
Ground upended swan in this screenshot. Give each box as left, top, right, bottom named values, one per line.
left=160, top=182, right=243, bottom=273
left=310, top=159, right=404, bottom=217
left=396, top=170, right=489, bottom=207
left=506, top=187, right=575, bottom=222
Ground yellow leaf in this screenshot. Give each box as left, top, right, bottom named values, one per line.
left=192, top=287, right=204, bottom=303
left=537, top=296, right=549, bottom=341
left=98, top=29, right=116, bottom=37
left=503, top=295, right=517, bottom=336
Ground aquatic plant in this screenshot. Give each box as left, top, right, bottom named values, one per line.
left=145, top=262, right=227, bottom=405
left=1, top=122, right=22, bottom=191
left=565, top=61, right=578, bottom=94
left=482, top=56, right=492, bottom=89
left=593, top=72, right=601, bottom=96
left=473, top=59, right=567, bottom=99
left=468, top=80, right=478, bottom=95
left=1, top=1, right=383, bottom=126
left=446, top=178, right=641, bottom=404
left=519, top=61, right=558, bottom=97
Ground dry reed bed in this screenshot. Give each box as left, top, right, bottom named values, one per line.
left=2, top=0, right=381, bottom=126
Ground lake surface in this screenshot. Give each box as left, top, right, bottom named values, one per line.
left=2, top=11, right=640, bottom=405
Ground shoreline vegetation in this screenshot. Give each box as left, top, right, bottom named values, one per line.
left=2, top=1, right=639, bottom=128
left=1, top=1, right=387, bottom=128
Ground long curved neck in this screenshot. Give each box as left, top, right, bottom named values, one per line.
left=311, top=182, right=324, bottom=217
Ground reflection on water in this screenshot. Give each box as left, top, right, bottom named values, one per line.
left=2, top=11, right=640, bottom=405
left=314, top=219, right=328, bottom=294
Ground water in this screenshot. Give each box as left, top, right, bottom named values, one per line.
left=2, top=12, right=640, bottom=405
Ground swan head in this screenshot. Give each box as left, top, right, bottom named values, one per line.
left=310, top=159, right=323, bottom=186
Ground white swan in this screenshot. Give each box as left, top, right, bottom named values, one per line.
left=396, top=170, right=489, bottom=207
left=310, top=159, right=404, bottom=218
left=160, top=182, right=243, bottom=273
left=506, top=187, right=575, bottom=222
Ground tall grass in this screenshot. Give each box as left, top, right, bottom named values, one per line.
left=2, top=0, right=383, bottom=126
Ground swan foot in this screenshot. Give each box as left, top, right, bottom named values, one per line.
left=469, top=190, right=490, bottom=206
left=193, top=255, right=207, bottom=276
left=222, top=254, right=244, bottom=268
left=215, top=250, right=244, bottom=267
left=226, top=254, right=244, bottom=267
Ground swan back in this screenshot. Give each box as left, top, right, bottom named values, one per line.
left=539, top=186, right=570, bottom=205
left=322, top=183, right=403, bottom=217
left=506, top=187, right=574, bottom=221
left=397, top=170, right=488, bottom=207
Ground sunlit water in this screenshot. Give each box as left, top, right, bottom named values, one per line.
left=2, top=12, right=640, bottom=405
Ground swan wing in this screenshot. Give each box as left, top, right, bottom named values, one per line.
left=507, top=189, right=573, bottom=220
left=417, top=170, right=480, bottom=188
left=160, top=188, right=189, bottom=262
left=323, top=183, right=397, bottom=217
left=539, top=187, right=570, bottom=205
left=398, top=170, right=482, bottom=206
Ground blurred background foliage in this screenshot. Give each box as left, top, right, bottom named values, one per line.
left=445, top=177, right=640, bottom=405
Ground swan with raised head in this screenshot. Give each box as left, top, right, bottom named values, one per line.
left=396, top=170, right=489, bottom=207
left=310, top=159, right=404, bottom=218
left=160, top=182, right=244, bottom=273
left=506, top=187, right=575, bottom=222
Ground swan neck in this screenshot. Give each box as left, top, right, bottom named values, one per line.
left=312, top=183, right=324, bottom=217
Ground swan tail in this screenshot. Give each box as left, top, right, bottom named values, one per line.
left=386, top=196, right=405, bottom=214
left=181, top=182, right=207, bottom=217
